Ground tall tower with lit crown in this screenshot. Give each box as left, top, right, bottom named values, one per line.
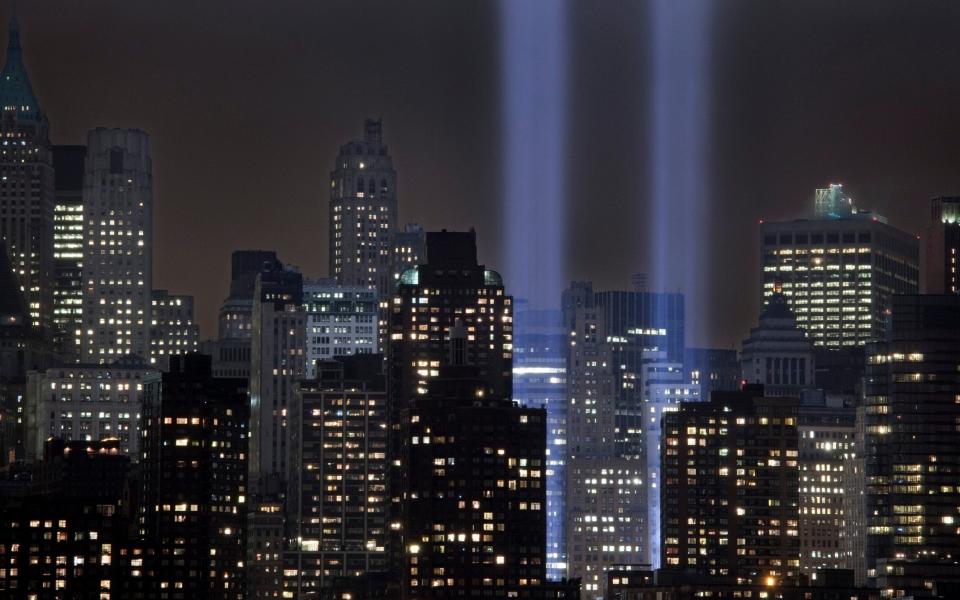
left=329, top=119, right=397, bottom=296
left=0, top=14, right=55, bottom=335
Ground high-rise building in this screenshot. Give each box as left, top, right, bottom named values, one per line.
left=248, top=264, right=305, bottom=495
left=740, top=291, right=815, bottom=397
left=683, top=347, right=741, bottom=402
left=284, top=354, right=388, bottom=597
left=24, top=355, right=161, bottom=460
left=303, top=277, right=378, bottom=379
left=760, top=183, right=919, bottom=347
left=661, top=387, right=801, bottom=585
left=562, top=282, right=685, bottom=595
left=52, top=145, right=86, bottom=358
left=926, top=196, right=960, bottom=294
left=149, top=289, right=199, bottom=371
left=0, top=16, right=55, bottom=334
left=513, top=303, right=568, bottom=580
left=399, top=329, right=548, bottom=598
left=797, top=395, right=858, bottom=579
left=864, top=294, right=960, bottom=597
left=80, top=128, right=153, bottom=363
left=329, top=119, right=397, bottom=296
left=139, top=354, right=248, bottom=600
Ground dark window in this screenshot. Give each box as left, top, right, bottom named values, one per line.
left=779, top=234, right=792, bottom=244
left=842, top=232, right=855, bottom=243
left=859, top=231, right=872, bottom=243
left=764, top=235, right=776, bottom=245
left=827, top=233, right=839, bottom=243
left=812, top=233, right=824, bottom=244
left=796, top=234, right=808, bottom=244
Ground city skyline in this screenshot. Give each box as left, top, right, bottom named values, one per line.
left=6, top=1, right=960, bottom=346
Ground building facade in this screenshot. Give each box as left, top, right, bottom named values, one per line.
left=740, top=291, right=815, bottom=397
left=0, top=16, right=55, bottom=335
left=329, top=119, right=397, bottom=297
left=864, top=294, right=960, bottom=597
left=661, top=388, right=801, bottom=585
left=149, top=289, right=199, bottom=371
left=303, top=278, right=378, bottom=379
left=80, top=128, right=153, bottom=363
left=24, top=356, right=161, bottom=460
left=760, top=184, right=919, bottom=347
left=926, top=196, right=959, bottom=294
left=52, top=144, right=86, bottom=358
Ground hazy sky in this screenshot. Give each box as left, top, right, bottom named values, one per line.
left=12, top=0, right=960, bottom=346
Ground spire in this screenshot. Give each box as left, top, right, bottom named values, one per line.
left=0, top=7, right=39, bottom=119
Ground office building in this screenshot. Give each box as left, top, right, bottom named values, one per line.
left=303, top=277, right=378, bottom=379
left=562, top=282, right=686, bottom=595
left=24, top=355, right=161, bottom=460
left=864, top=294, right=960, bottom=598
left=0, top=16, right=55, bottom=334
left=740, top=291, right=815, bottom=397
left=80, top=128, right=153, bottom=363
left=683, top=347, right=740, bottom=402
left=284, top=354, right=387, bottom=597
left=760, top=183, right=919, bottom=347
left=661, top=387, right=801, bottom=585
left=139, top=354, right=248, bottom=600
left=399, top=326, right=547, bottom=598
left=248, top=264, right=305, bottom=495
left=797, top=396, right=858, bottom=579
left=149, top=289, right=199, bottom=371
left=926, top=197, right=959, bottom=294
left=52, top=145, right=86, bottom=358
left=513, top=303, right=568, bottom=580
left=329, top=119, right=397, bottom=297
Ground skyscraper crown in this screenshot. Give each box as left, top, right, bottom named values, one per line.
left=0, top=13, right=40, bottom=119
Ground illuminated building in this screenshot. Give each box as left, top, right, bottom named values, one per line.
left=0, top=439, right=143, bottom=598
left=864, top=294, right=960, bottom=597
left=80, top=128, right=153, bottom=363
left=387, top=230, right=512, bottom=572
left=513, top=302, right=568, bottom=580
left=24, top=355, right=161, bottom=460
left=149, top=290, right=199, bottom=371
left=391, top=222, right=425, bottom=285
left=0, top=15, right=55, bottom=334
left=760, top=183, right=919, bottom=347
left=399, top=325, right=547, bottom=598
left=284, top=354, right=387, bottom=596
left=248, top=264, right=305, bottom=496
left=797, top=396, right=858, bottom=579
left=661, top=387, right=801, bottom=585
left=302, top=278, right=378, bottom=379
left=740, top=291, right=815, bottom=397
left=562, top=281, right=685, bottom=595
left=247, top=499, right=284, bottom=599
left=329, top=118, right=397, bottom=297
left=926, top=197, right=960, bottom=294
left=139, top=354, right=248, bottom=599
left=52, top=144, right=85, bottom=359
left=641, top=355, right=699, bottom=569
left=683, top=347, right=740, bottom=402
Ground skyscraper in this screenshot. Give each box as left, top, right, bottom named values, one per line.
left=149, top=289, right=200, bottom=371
left=661, top=387, right=801, bottom=585
left=52, top=145, right=86, bottom=358
left=329, top=119, right=397, bottom=296
left=0, top=16, right=55, bottom=334
left=140, top=354, right=248, bottom=600
left=302, top=277, right=378, bottom=379
left=683, top=347, right=741, bottom=403
left=926, top=196, right=959, bottom=294
left=248, top=263, right=305, bottom=495
left=284, top=354, right=388, bottom=596
left=760, top=184, right=919, bottom=347
left=399, top=327, right=548, bottom=598
left=864, top=294, right=960, bottom=597
left=391, top=222, right=425, bottom=285
left=80, top=128, right=153, bottom=363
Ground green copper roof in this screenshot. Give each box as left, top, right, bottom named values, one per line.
left=0, top=15, right=40, bottom=119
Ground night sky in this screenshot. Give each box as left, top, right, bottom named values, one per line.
left=13, top=0, right=960, bottom=347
